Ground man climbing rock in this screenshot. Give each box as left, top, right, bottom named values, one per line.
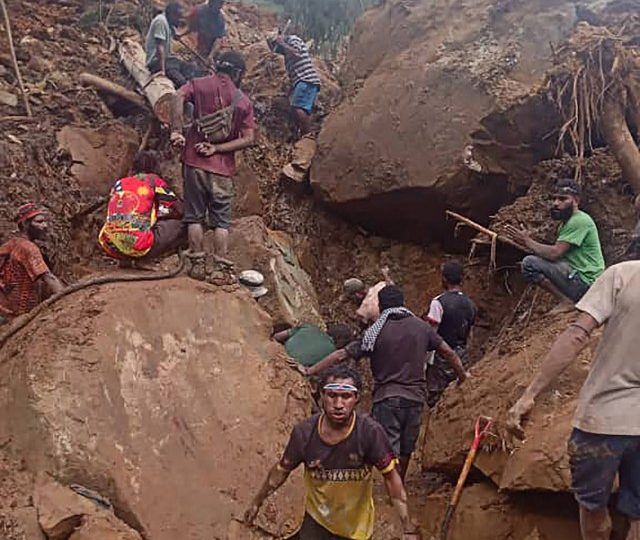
left=424, top=260, right=476, bottom=407
left=145, top=2, right=196, bottom=88
left=183, top=0, right=226, bottom=64
left=343, top=266, right=393, bottom=326
left=98, top=151, right=187, bottom=265
left=245, top=365, right=421, bottom=540
left=306, top=285, right=468, bottom=482
left=268, top=32, right=321, bottom=182
left=0, top=204, right=63, bottom=323
left=170, top=50, right=255, bottom=280
left=274, top=323, right=353, bottom=370
left=505, top=178, right=604, bottom=310
left=508, top=259, right=640, bottom=540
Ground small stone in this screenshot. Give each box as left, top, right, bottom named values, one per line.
left=0, top=89, right=18, bottom=107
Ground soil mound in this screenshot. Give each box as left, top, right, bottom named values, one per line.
left=311, top=0, right=621, bottom=243
left=0, top=278, right=310, bottom=539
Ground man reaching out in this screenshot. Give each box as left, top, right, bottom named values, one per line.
left=245, top=365, right=420, bottom=540
left=508, top=258, right=640, bottom=540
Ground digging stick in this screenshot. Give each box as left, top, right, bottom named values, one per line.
left=175, top=35, right=214, bottom=72
left=0, top=0, right=32, bottom=116
left=439, top=416, right=493, bottom=540
left=445, top=210, right=526, bottom=252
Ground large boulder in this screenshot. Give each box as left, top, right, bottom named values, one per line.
left=228, top=216, right=325, bottom=329
left=311, top=0, right=619, bottom=242
left=0, top=278, right=310, bottom=540
left=423, top=313, right=592, bottom=492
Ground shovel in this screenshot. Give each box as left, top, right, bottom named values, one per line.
left=438, top=416, right=493, bottom=540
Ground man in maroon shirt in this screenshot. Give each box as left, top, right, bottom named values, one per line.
left=170, top=50, right=255, bottom=276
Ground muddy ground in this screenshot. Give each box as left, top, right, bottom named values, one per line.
left=0, top=0, right=638, bottom=538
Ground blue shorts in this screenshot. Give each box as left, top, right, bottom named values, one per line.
left=290, top=81, right=320, bottom=114
left=569, top=428, right=640, bottom=518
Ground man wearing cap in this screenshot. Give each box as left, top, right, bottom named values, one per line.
left=0, top=204, right=63, bottom=323
left=245, top=365, right=421, bottom=540
left=306, top=285, right=468, bottom=482
left=170, top=50, right=256, bottom=279
left=506, top=178, right=605, bottom=309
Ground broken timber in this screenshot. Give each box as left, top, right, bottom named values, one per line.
left=118, top=38, right=175, bottom=123
left=446, top=210, right=527, bottom=271
left=79, top=73, right=148, bottom=110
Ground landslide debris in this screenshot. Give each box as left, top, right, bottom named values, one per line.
left=0, top=278, right=310, bottom=540
left=311, top=0, right=628, bottom=243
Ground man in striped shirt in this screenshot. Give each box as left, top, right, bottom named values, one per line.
left=271, top=34, right=321, bottom=135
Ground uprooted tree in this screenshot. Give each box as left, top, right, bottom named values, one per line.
left=548, top=22, right=640, bottom=193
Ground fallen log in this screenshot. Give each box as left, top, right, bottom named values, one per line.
left=79, top=72, right=148, bottom=110
left=118, top=38, right=175, bottom=123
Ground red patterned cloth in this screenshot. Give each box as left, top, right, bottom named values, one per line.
left=98, top=173, right=179, bottom=259
left=0, top=237, right=50, bottom=317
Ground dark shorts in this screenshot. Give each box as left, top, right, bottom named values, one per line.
left=372, top=397, right=423, bottom=457
left=183, top=165, right=234, bottom=230
left=144, top=219, right=187, bottom=259
left=426, top=346, right=468, bottom=408
left=291, top=81, right=320, bottom=114
left=288, top=514, right=352, bottom=540
left=569, top=428, right=640, bottom=518
left=521, top=255, right=589, bottom=302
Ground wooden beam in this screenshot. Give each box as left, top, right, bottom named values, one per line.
left=79, top=72, right=148, bottom=110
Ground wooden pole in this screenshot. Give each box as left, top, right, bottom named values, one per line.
left=79, top=72, right=148, bottom=110
left=0, top=0, right=32, bottom=116
left=445, top=210, right=526, bottom=252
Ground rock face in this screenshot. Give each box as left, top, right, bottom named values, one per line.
left=422, top=313, right=592, bottom=492
left=311, top=0, right=618, bottom=242
left=228, top=216, right=325, bottom=329
left=0, top=278, right=310, bottom=539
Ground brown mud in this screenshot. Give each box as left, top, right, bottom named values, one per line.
left=0, top=0, right=638, bottom=539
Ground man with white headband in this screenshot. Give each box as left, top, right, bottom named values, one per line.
left=245, top=365, right=420, bottom=539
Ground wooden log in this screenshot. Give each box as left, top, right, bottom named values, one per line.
left=79, top=72, right=148, bottom=110
left=118, top=38, right=175, bottom=123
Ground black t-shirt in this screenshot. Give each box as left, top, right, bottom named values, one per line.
left=429, top=291, right=476, bottom=348
left=346, top=314, right=443, bottom=404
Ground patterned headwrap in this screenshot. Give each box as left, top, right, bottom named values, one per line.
left=15, top=203, right=44, bottom=224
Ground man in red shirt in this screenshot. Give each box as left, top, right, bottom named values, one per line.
left=183, top=0, right=226, bottom=63
left=98, top=151, right=186, bottom=265
left=0, top=204, right=63, bottom=323
left=170, top=50, right=255, bottom=277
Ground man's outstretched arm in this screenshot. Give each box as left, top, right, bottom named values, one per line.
left=383, top=468, right=419, bottom=539
left=244, top=463, right=291, bottom=524
left=435, top=341, right=468, bottom=382
left=508, top=311, right=599, bottom=435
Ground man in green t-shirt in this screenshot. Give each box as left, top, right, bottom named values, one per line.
left=274, top=323, right=353, bottom=368
left=506, top=178, right=605, bottom=308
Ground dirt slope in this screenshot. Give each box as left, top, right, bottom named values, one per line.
left=311, top=0, right=623, bottom=243
left=0, top=278, right=310, bottom=539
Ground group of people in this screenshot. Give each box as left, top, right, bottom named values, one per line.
left=0, top=3, right=637, bottom=539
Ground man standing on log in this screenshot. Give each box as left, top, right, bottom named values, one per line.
left=304, top=285, right=468, bottom=482
left=183, top=0, right=226, bottom=64
left=506, top=178, right=605, bottom=311
left=423, top=260, right=476, bottom=408
left=0, top=204, right=63, bottom=324
left=146, top=2, right=196, bottom=88
left=508, top=258, right=640, bottom=540
left=170, top=51, right=255, bottom=279
left=245, top=365, right=421, bottom=540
